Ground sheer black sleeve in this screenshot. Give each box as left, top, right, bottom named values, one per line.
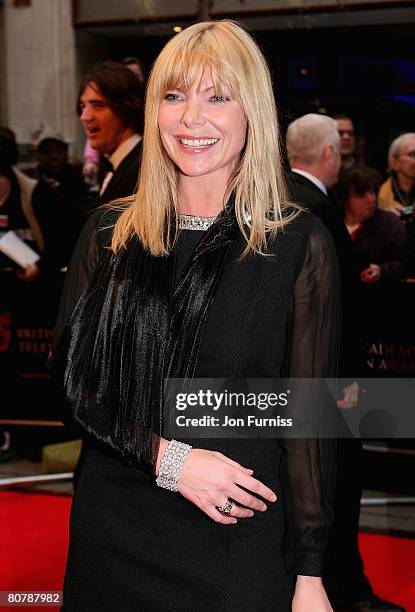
left=280, top=221, right=341, bottom=576
left=52, top=207, right=111, bottom=351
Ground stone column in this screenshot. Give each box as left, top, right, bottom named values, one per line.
left=1, top=0, right=76, bottom=153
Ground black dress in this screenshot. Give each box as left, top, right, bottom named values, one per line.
left=54, top=210, right=340, bottom=611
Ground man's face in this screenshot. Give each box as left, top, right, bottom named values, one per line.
left=336, top=118, right=355, bottom=159
left=392, top=137, right=415, bottom=185
left=79, top=83, right=129, bottom=155
left=37, top=141, right=67, bottom=175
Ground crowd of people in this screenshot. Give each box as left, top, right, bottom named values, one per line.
left=1, top=20, right=412, bottom=612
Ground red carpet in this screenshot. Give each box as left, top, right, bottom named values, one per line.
left=0, top=491, right=414, bottom=610
left=0, top=492, right=71, bottom=611
left=359, top=532, right=415, bottom=611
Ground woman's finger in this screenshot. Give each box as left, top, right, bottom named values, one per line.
left=227, top=504, right=254, bottom=519
left=229, top=484, right=268, bottom=512
left=180, top=483, right=237, bottom=524
left=234, top=473, right=277, bottom=503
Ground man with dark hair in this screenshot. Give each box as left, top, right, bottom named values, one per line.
left=59, top=62, right=144, bottom=314
left=78, top=60, right=143, bottom=205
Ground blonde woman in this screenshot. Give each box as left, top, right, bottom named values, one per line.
left=54, top=21, right=338, bottom=611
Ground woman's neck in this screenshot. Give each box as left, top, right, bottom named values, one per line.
left=178, top=175, right=228, bottom=216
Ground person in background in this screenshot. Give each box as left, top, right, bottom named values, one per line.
left=286, top=120, right=405, bottom=612
left=30, top=130, right=90, bottom=263
left=0, top=128, right=64, bottom=461
left=81, top=56, right=145, bottom=185
left=333, top=114, right=357, bottom=170
left=78, top=60, right=143, bottom=206
left=338, top=166, right=407, bottom=284
left=0, top=127, right=63, bottom=278
left=285, top=113, right=357, bottom=293
left=58, top=61, right=144, bottom=304
left=378, top=133, right=415, bottom=217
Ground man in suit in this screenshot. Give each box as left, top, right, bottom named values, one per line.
left=286, top=114, right=405, bottom=612
left=55, top=62, right=144, bottom=318
left=286, top=113, right=355, bottom=288
left=78, top=60, right=144, bottom=206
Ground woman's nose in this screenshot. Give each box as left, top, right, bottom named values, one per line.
left=180, top=98, right=205, bottom=128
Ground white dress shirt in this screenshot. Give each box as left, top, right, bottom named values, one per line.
left=291, top=168, right=328, bottom=196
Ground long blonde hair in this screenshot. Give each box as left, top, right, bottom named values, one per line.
left=112, top=20, right=298, bottom=256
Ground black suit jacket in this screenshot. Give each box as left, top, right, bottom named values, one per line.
left=100, top=141, right=142, bottom=204
left=287, top=171, right=359, bottom=375
left=287, top=171, right=358, bottom=291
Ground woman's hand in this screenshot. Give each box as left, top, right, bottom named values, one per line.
left=168, top=446, right=277, bottom=524
left=292, top=576, right=333, bottom=612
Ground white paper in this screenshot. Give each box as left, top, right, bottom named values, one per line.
left=0, top=231, right=40, bottom=267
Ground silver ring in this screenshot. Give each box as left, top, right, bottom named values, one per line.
left=217, top=500, right=233, bottom=515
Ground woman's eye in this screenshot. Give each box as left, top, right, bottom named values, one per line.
left=210, top=95, right=230, bottom=103
left=164, top=93, right=182, bottom=102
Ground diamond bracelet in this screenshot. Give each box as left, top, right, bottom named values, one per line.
left=156, top=439, right=193, bottom=492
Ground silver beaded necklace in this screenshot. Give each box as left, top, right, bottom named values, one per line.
left=178, top=214, right=217, bottom=231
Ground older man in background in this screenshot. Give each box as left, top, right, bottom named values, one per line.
left=286, top=113, right=356, bottom=289
left=286, top=114, right=405, bottom=612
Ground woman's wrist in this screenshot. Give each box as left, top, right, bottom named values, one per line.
left=155, top=439, right=193, bottom=491
left=295, top=576, right=325, bottom=590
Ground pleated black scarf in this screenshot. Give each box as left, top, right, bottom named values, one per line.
left=53, top=206, right=239, bottom=469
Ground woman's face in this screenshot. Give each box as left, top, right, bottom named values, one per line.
left=158, top=69, right=247, bottom=185
left=346, top=188, right=377, bottom=223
